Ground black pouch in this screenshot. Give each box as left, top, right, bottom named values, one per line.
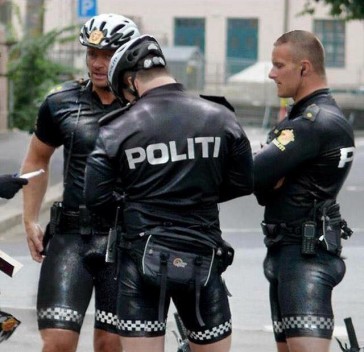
left=216, top=240, right=234, bottom=273
left=318, top=201, right=344, bottom=255
left=141, top=232, right=216, bottom=326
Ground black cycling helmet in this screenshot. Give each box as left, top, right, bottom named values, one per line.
left=108, top=34, right=166, bottom=98
left=79, top=13, right=140, bottom=50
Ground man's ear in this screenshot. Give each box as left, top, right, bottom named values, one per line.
left=300, top=60, right=311, bottom=76
left=125, top=75, right=135, bottom=92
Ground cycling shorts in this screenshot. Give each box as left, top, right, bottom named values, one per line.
left=37, top=232, right=119, bottom=334
left=116, top=249, right=232, bottom=345
left=263, top=244, right=346, bottom=341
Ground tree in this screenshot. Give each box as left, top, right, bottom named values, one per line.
left=7, top=26, right=78, bottom=131
left=302, top=0, right=364, bottom=20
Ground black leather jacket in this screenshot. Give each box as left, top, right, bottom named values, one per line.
left=254, top=89, right=355, bottom=224
left=85, top=83, right=254, bottom=239
left=35, top=79, right=121, bottom=209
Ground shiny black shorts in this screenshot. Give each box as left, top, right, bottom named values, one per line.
left=37, top=233, right=119, bottom=334
left=116, top=249, right=232, bottom=345
left=263, top=244, right=346, bottom=341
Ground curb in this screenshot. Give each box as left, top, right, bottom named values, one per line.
left=0, top=182, right=62, bottom=234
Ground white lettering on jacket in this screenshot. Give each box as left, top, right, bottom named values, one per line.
left=125, top=137, right=221, bottom=169
left=338, top=147, right=355, bottom=168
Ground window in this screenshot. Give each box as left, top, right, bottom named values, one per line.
left=226, top=18, right=258, bottom=77
left=314, top=20, right=345, bottom=68
left=174, top=18, right=205, bottom=53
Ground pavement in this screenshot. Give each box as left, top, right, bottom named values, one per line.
left=0, top=126, right=363, bottom=351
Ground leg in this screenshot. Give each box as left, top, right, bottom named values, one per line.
left=286, top=336, right=331, bottom=352
left=94, top=328, right=122, bottom=352
left=91, top=236, right=123, bottom=352
left=173, top=272, right=232, bottom=351
left=276, top=246, right=346, bottom=352
left=189, top=335, right=231, bottom=352
left=121, top=336, right=165, bottom=352
left=40, top=329, right=79, bottom=352
left=263, top=249, right=287, bottom=348
left=276, top=342, right=290, bottom=352
left=37, top=234, right=94, bottom=351
left=116, top=250, right=168, bottom=352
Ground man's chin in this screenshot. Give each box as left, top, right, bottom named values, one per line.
left=92, top=81, right=110, bottom=91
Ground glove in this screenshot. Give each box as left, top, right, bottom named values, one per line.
left=0, top=174, right=29, bottom=199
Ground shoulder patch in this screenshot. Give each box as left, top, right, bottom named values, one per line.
left=302, top=103, right=320, bottom=121
left=46, top=79, right=87, bottom=97
left=272, top=129, right=295, bottom=151
left=99, top=104, right=132, bottom=126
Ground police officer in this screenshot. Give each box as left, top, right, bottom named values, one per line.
left=84, top=35, right=254, bottom=352
left=254, top=30, right=355, bottom=352
left=20, top=14, right=139, bottom=352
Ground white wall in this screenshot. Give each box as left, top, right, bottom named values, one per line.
left=11, top=0, right=364, bottom=88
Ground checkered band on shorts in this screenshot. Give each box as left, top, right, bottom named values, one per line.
left=187, top=319, right=232, bottom=342
left=38, top=307, right=83, bottom=324
left=117, top=319, right=166, bottom=332
left=273, top=315, right=334, bottom=334
left=96, top=309, right=118, bottom=327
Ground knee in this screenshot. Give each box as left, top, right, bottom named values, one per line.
left=94, top=331, right=122, bottom=352
left=41, top=331, right=78, bottom=352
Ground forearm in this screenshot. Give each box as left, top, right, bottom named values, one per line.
left=21, top=161, right=49, bottom=226
left=20, top=135, right=54, bottom=226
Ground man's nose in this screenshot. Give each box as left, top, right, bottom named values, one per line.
left=268, top=68, right=276, bottom=79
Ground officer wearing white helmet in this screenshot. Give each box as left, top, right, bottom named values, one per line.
left=20, top=14, right=140, bottom=352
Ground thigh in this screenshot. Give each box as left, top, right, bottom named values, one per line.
left=263, top=248, right=285, bottom=342
left=92, top=237, right=120, bottom=334
left=37, top=234, right=94, bottom=332
left=278, top=246, right=346, bottom=339
left=116, top=250, right=169, bottom=337
left=173, top=272, right=232, bottom=345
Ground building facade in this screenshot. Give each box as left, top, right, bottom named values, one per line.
left=4, top=0, right=364, bottom=129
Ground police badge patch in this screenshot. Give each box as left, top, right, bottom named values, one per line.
left=89, top=30, right=104, bottom=45
left=273, top=129, right=295, bottom=151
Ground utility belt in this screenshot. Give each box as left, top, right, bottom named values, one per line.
left=49, top=201, right=110, bottom=236
left=261, top=218, right=353, bottom=256
left=261, top=200, right=353, bottom=257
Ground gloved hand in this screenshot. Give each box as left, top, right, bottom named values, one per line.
left=0, top=174, right=29, bottom=199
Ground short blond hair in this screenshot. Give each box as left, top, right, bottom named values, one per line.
left=274, top=30, right=326, bottom=77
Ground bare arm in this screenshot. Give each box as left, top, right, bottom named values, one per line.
left=21, top=135, right=55, bottom=262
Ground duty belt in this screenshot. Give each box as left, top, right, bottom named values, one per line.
left=51, top=203, right=110, bottom=235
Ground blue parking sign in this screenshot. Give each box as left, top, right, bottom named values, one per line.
left=77, top=0, right=97, bottom=18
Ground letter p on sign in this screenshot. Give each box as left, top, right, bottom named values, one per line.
left=77, top=0, right=97, bottom=18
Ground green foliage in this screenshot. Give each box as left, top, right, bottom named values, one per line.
left=301, top=0, right=364, bottom=20
left=7, top=25, right=78, bottom=131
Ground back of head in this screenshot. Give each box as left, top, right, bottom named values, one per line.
left=79, top=13, right=140, bottom=50
left=108, top=34, right=167, bottom=98
left=275, top=30, right=326, bottom=77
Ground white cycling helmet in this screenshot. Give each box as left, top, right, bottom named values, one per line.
left=79, top=13, right=140, bottom=50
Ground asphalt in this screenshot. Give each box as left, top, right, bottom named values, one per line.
left=0, top=126, right=362, bottom=351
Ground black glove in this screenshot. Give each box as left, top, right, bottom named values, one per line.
left=0, top=174, right=29, bottom=199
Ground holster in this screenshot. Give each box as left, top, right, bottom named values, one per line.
left=49, top=201, right=62, bottom=236
left=318, top=200, right=345, bottom=256
left=261, top=222, right=285, bottom=247
left=41, top=202, right=63, bottom=255
left=216, top=240, right=234, bottom=273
